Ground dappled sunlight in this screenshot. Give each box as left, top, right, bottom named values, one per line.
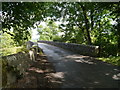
left=46, top=72, right=64, bottom=82
left=44, top=72, right=65, bottom=87
left=65, top=55, right=88, bottom=59
left=65, top=54, right=96, bottom=65
left=2, top=1, right=119, bottom=88
left=75, top=59, right=95, bottom=65
left=93, top=81, right=99, bottom=84
left=114, top=68, right=119, bottom=71
left=50, top=72, right=65, bottom=79
left=51, top=80, right=63, bottom=84
left=28, top=67, right=44, bottom=74
left=112, top=73, right=120, bottom=80
left=38, top=43, right=119, bottom=88
left=105, top=73, right=110, bottom=76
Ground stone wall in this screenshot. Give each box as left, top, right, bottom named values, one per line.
left=0, top=41, right=40, bottom=87
left=38, top=41, right=99, bottom=57
left=26, top=41, right=34, bottom=50
left=1, top=41, right=39, bottom=87
left=1, top=52, right=33, bottom=87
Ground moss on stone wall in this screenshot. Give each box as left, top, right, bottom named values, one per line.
left=1, top=52, right=31, bottom=87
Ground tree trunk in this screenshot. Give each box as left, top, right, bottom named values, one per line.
left=76, top=22, right=88, bottom=43
left=98, top=20, right=102, bottom=57
left=116, top=19, right=120, bottom=56
left=80, top=4, right=92, bottom=45
left=90, top=9, right=94, bottom=31
left=116, top=3, right=120, bottom=56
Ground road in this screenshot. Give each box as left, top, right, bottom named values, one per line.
left=38, top=43, right=120, bottom=88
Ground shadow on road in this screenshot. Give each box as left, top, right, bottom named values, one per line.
left=38, top=43, right=120, bottom=88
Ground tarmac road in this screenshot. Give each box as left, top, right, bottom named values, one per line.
left=38, top=43, right=120, bottom=88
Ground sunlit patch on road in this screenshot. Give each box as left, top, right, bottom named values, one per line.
left=50, top=72, right=65, bottom=79
left=38, top=43, right=119, bottom=88
left=112, top=73, right=120, bottom=80
left=75, top=59, right=95, bottom=65
left=29, top=67, right=44, bottom=74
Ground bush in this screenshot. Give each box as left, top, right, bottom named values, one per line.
left=98, top=56, right=120, bottom=66
left=0, top=46, right=29, bottom=57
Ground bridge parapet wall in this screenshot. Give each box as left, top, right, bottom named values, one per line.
left=1, top=41, right=39, bottom=87
left=38, top=41, right=99, bottom=57
left=1, top=52, right=33, bottom=87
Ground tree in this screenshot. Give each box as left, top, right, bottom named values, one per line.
left=2, top=2, right=119, bottom=57
left=43, top=2, right=119, bottom=56
left=2, top=2, right=46, bottom=45
left=43, top=2, right=97, bottom=44
left=37, top=20, right=61, bottom=41
left=0, top=32, right=15, bottom=48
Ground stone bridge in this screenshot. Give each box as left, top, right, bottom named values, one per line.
left=38, top=40, right=99, bottom=57
left=1, top=41, right=39, bottom=87
left=1, top=41, right=120, bottom=88
left=37, top=42, right=119, bottom=88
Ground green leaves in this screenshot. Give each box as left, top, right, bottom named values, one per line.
left=37, top=20, right=61, bottom=41
left=45, top=2, right=119, bottom=56
left=98, top=56, right=120, bottom=66
left=2, top=2, right=119, bottom=57
left=0, top=32, right=15, bottom=48
left=2, top=2, right=46, bottom=45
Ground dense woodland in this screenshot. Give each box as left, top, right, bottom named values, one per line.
left=1, top=2, right=120, bottom=65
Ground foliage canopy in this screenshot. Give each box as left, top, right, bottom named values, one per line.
left=2, top=2, right=120, bottom=57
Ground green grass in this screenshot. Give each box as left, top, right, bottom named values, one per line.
left=0, top=46, right=29, bottom=57
left=97, top=56, right=120, bottom=66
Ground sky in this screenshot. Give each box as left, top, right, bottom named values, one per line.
left=31, top=28, right=40, bottom=40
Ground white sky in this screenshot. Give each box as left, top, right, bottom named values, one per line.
left=31, top=28, right=39, bottom=40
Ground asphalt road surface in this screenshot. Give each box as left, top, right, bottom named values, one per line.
left=38, top=43, right=120, bottom=88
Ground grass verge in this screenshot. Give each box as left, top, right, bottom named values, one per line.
left=97, top=56, right=120, bottom=66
